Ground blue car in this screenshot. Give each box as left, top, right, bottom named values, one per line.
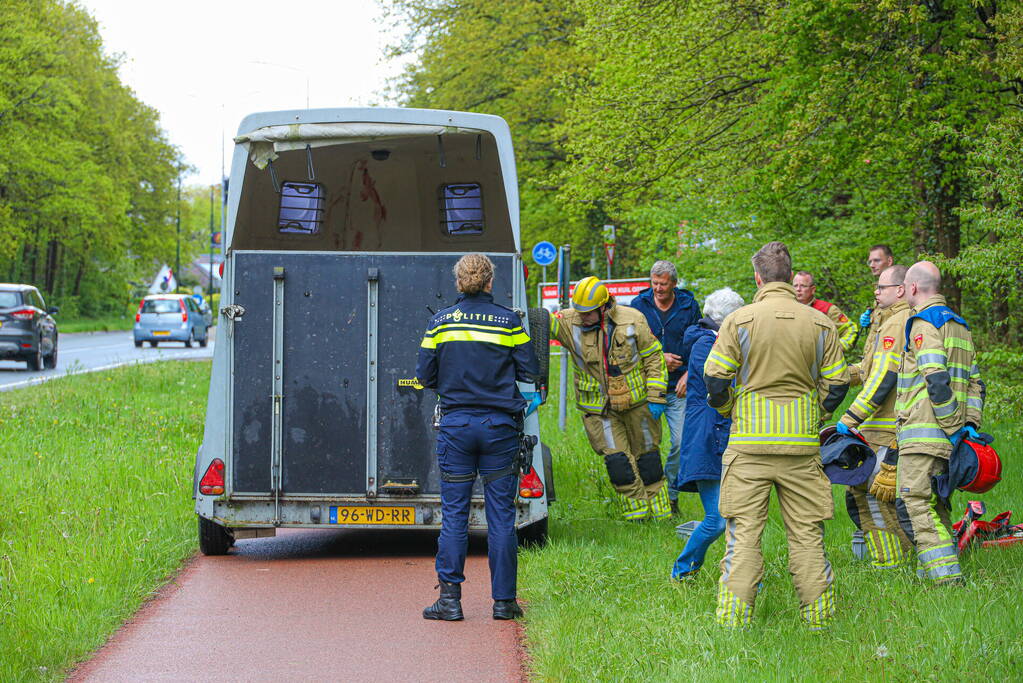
left=134, top=294, right=211, bottom=348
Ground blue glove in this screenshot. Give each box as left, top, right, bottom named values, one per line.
left=649, top=403, right=666, bottom=420
left=859, top=309, right=872, bottom=328
left=835, top=422, right=852, bottom=436
left=950, top=424, right=979, bottom=448
left=523, top=391, right=543, bottom=417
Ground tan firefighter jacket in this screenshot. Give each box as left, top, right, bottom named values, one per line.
left=896, top=295, right=984, bottom=458
left=810, top=298, right=858, bottom=354
left=550, top=301, right=667, bottom=415
left=705, top=282, right=851, bottom=455
left=839, top=300, right=910, bottom=446
left=850, top=304, right=896, bottom=386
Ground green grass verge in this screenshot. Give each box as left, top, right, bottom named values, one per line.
left=0, top=362, right=208, bottom=681
left=520, top=354, right=1023, bottom=680
left=57, top=317, right=135, bottom=334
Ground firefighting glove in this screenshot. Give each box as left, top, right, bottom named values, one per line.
left=869, top=463, right=898, bottom=503
left=859, top=309, right=872, bottom=328
left=649, top=402, right=666, bottom=420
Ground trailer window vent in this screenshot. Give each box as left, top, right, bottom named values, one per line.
left=278, top=181, right=325, bottom=234
left=439, top=183, right=484, bottom=236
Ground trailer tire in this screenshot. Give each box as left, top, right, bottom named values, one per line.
left=517, top=516, right=548, bottom=548
left=198, top=516, right=234, bottom=555
left=527, top=307, right=550, bottom=387
left=541, top=442, right=555, bottom=502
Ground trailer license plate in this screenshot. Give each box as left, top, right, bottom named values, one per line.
left=153, top=330, right=170, bottom=336
left=330, top=506, right=415, bottom=525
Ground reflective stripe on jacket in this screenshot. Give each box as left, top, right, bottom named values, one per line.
left=705, top=282, right=851, bottom=455
left=896, top=295, right=984, bottom=458
left=851, top=304, right=896, bottom=386
left=840, top=301, right=909, bottom=446
left=416, top=291, right=539, bottom=414
left=550, top=301, right=667, bottom=414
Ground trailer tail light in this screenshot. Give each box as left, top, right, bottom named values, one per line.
left=518, top=466, right=544, bottom=498
left=10, top=309, right=34, bottom=320
left=219, top=261, right=224, bottom=278
left=180, top=299, right=188, bottom=322
left=199, top=459, right=225, bottom=495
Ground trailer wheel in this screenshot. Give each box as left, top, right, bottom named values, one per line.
left=527, top=308, right=550, bottom=387
left=541, top=442, right=555, bottom=503
left=517, top=516, right=548, bottom=548
left=198, top=516, right=234, bottom=555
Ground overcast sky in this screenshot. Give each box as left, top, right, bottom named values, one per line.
left=77, top=0, right=411, bottom=185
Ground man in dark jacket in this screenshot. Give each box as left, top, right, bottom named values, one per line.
left=631, top=260, right=701, bottom=514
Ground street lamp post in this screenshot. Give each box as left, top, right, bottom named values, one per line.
left=175, top=175, right=181, bottom=292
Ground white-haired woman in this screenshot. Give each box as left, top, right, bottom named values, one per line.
left=671, top=287, right=746, bottom=580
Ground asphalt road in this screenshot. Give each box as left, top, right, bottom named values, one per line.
left=69, top=529, right=525, bottom=682
left=0, top=328, right=215, bottom=391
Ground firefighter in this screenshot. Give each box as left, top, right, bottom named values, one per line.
left=835, top=265, right=914, bottom=568
left=705, top=242, right=849, bottom=629
left=793, top=271, right=858, bottom=353
left=416, top=253, right=539, bottom=621
left=858, top=244, right=896, bottom=341
left=550, top=275, right=671, bottom=521
left=895, top=261, right=984, bottom=584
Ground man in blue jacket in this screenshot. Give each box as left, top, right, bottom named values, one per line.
left=631, top=260, right=701, bottom=514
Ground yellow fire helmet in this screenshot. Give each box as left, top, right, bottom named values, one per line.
left=571, top=276, right=610, bottom=312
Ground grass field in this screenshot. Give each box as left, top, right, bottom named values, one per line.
left=519, top=354, right=1023, bottom=681
left=57, top=316, right=135, bottom=334
left=0, top=362, right=208, bottom=681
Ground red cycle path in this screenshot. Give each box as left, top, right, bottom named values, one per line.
left=69, top=529, right=526, bottom=682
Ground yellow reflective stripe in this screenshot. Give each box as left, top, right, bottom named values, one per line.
left=821, top=359, right=847, bottom=379
left=424, top=329, right=528, bottom=347
left=708, top=350, right=738, bottom=371
left=943, top=336, right=974, bottom=352
left=639, top=342, right=661, bottom=357
left=425, top=322, right=525, bottom=336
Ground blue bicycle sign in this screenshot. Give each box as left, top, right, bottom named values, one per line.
left=531, top=241, right=557, bottom=266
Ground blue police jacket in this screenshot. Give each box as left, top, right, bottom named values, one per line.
left=676, top=318, right=732, bottom=492
left=416, top=291, right=539, bottom=414
left=631, top=285, right=700, bottom=385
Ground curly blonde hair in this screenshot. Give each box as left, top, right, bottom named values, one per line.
left=453, top=253, right=494, bottom=294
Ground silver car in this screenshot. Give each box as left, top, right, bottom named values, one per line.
left=133, top=294, right=211, bottom=348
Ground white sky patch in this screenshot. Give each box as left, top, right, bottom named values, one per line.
left=77, top=0, right=412, bottom=185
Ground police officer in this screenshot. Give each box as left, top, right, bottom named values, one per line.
left=895, top=261, right=984, bottom=583
left=792, top=271, right=858, bottom=353
left=550, top=276, right=671, bottom=521
left=835, top=265, right=914, bottom=568
left=705, top=242, right=849, bottom=629
left=416, top=253, right=539, bottom=621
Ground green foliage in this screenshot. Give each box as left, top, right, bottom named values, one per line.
left=384, top=0, right=1023, bottom=343
left=0, top=362, right=207, bottom=681
left=0, top=0, right=183, bottom=316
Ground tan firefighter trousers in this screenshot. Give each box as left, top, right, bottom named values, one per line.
left=716, top=450, right=835, bottom=629
left=846, top=443, right=913, bottom=567
left=895, top=453, right=962, bottom=582
left=581, top=403, right=665, bottom=505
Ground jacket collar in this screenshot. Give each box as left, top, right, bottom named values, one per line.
left=456, top=291, right=494, bottom=304
left=913, top=294, right=946, bottom=314
left=886, top=300, right=910, bottom=315
left=753, top=281, right=797, bottom=303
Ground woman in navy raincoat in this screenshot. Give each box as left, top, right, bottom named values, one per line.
left=671, top=287, right=746, bottom=580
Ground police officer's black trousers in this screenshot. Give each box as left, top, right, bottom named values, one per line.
left=435, top=408, right=519, bottom=600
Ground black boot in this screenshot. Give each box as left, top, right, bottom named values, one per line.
left=423, top=581, right=463, bottom=621
left=492, top=599, right=523, bottom=620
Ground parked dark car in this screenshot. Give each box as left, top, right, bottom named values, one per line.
left=0, top=283, right=58, bottom=371
left=133, top=294, right=211, bottom=348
